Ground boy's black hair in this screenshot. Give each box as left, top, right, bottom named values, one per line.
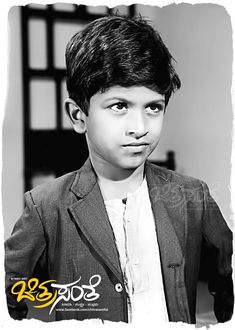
left=66, top=14, right=181, bottom=115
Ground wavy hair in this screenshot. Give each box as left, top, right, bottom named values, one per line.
left=66, top=14, right=181, bottom=114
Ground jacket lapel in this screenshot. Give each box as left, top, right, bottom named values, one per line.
left=146, top=162, right=191, bottom=322
left=68, top=159, right=123, bottom=283
left=146, top=162, right=184, bottom=266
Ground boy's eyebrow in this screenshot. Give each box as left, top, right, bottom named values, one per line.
left=103, top=96, right=166, bottom=106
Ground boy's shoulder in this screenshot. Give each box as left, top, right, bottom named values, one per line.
left=26, top=158, right=95, bottom=206
left=27, top=160, right=206, bottom=206
left=147, top=161, right=206, bottom=189
left=27, top=169, right=79, bottom=206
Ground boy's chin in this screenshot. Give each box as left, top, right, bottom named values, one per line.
left=118, top=156, right=147, bottom=170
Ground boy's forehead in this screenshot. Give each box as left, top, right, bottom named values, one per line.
left=93, top=85, right=165, bottom=102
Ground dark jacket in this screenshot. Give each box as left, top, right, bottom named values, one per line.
left=5, top=159, right=233, bottom=323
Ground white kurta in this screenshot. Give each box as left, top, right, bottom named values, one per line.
left=104, top=178, right=168, bottom=323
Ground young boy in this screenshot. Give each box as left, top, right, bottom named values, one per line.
left=5, top=15, right=233, bottom=324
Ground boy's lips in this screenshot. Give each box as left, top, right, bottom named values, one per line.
left=122, top=142, right=149, bottom=147
left=122, top=142, right=149, bottom=152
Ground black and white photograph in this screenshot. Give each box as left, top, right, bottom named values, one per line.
left=1, top=0, right=234, bottom=328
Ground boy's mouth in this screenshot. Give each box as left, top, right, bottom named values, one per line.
left=122, top=142, right=149, bottom=147
left=122, top=142, right=149, bottom=152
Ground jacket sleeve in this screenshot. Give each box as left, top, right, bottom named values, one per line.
left=4, top=191, right=47, bottom=320
left=201, top=181, right=234, bottom=322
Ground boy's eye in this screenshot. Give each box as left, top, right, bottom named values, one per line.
left=109, top=102, right=128, bottom=112
left=146, top=103, right=164, bottom=113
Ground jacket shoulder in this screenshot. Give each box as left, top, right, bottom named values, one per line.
left=27, top=170, right=78, bottom=206
left=147, top=161, right=205, bottom=189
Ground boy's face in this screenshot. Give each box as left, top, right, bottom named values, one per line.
left=83, top=86, right=165, bottom=171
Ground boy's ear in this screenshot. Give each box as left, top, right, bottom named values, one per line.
left=64, top=98, right=87, bottom=134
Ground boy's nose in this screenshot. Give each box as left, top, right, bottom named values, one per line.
left=126, top=110, right=148, bottom=139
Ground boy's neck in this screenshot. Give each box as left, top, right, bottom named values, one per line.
left=90, top=157, right=145, bottom=201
